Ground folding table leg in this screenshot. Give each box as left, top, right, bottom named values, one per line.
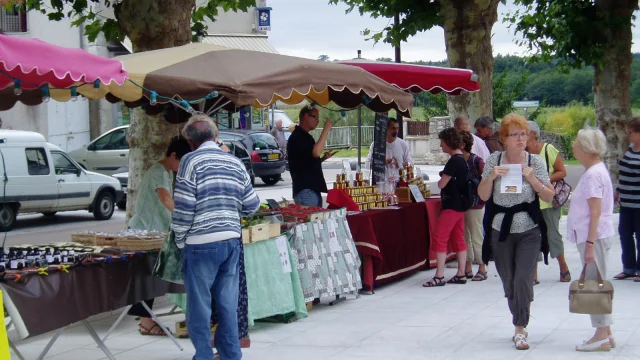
left=156, top=304, right=183, bottom=317
left=329, top=294, right=347, bottom=306
left=141, top=301, right=184, bottom=351
left=82, top=320, right=117, bottom=360
left=35, top=328, right=64, bottom=360
left=102, top=304, right=133, bottom=342
left=9, top=339, right=25, bottom=360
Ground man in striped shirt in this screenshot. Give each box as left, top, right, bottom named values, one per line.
left=614, top=117, right=640, bottom=281
left=172, top=114, right=260, bottom=360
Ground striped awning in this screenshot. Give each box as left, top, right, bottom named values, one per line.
left=201, top=34, right=278, bottom=54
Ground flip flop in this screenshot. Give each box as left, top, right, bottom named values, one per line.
left=560, top=270, right=571, bottom=282
left=613, top=272, right=635, bottom=280
left=472, top=271, right=488, bottom=281
left=139, top=323, right=168, bottom=337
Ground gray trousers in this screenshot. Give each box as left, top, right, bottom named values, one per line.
left=492, top=227, right=541, bottom=327
left=576, top=237, right=614, bottom=328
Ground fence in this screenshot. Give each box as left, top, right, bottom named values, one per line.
left=310, top=126, right=374, bottom=149
left=406, top=121, right=430, bottom=136
left=0, top=8, right=26, bottom=33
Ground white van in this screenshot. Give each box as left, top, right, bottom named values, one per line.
left=0, top=130, right=123, bottom=230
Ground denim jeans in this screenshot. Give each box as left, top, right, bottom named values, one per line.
left=619, top=206, right=640, bottom=275
left=294, top=189, right=322, bottom=207
left=182, top=239, right=242, bottom=360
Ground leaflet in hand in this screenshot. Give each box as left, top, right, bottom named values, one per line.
left=500, top=164, right=523, bottom=194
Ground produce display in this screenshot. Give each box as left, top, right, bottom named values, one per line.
left=241, top=212, right=282, bottom=244
left=266, top=204, right=326, bottom=224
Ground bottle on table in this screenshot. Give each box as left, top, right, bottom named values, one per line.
left=44, top=248, right=54, bottom=264
left=52, top=248, right=61, bottom=265
left=8, top=248, right=18, bottom=270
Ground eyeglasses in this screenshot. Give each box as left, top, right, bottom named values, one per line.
left=508, top=132, right=528, bottom=139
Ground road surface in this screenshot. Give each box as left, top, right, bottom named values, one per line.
left=3, top=164, right=585, bottom=246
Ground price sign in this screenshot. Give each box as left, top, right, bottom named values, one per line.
left=409, top=184, right=425, bottom=202
left=371, top=114, right=388, bottom=186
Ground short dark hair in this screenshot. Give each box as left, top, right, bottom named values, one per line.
left=438, top=128, right=463, bottom=150
left=474, top=116, right=494, bottom=129
left=628, top=117, right=640, bottom=133
left=459, top=131, right=474, bottom=153
left=388, top=117, right=398, bottom=125
left=166, top=136, right=192, bottom=159
left=298, top=106, right=315, bottom=121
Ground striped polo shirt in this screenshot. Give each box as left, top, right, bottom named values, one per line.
left=617, top=146, right=640, bottom=208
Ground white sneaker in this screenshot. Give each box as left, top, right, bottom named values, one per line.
left=576, top=338, right=611, bottom=352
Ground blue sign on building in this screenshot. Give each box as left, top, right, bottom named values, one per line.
left=257, top=7, right=272, bottom=32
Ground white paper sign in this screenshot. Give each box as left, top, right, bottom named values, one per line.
left=500, top=164, right=523, bottom=194
left=327, top=219, right=341, bottom=254
left=275, top=236, right=292, bottom=274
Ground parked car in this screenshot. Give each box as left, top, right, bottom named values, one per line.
left=0, top=130, right=123, bottom=230
left=267, top=109, right=295, bottom=129
left=218, top=130, right=285, bottom=185
left=111, top=139, right=254, bottom=210
left=68, top=125, right=129, bottom=175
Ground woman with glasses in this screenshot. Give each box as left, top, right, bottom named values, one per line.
left=478, top=114, right=555, bottom=350
left=614, top=117, right=640, bottom=281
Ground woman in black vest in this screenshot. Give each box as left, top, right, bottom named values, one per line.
left=477, top=114, right=555, bottom=351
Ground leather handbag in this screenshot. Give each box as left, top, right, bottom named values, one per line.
left=544, top=144, right=572, bottom=208
left=569, top=263, right=614, bottom=315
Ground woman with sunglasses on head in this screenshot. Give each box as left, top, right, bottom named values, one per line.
left=477, top=114, right=555, bottom=351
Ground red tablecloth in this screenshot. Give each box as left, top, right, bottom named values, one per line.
left=347, top=202, right=430, bottom=291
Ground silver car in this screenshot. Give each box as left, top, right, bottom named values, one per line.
left=68, top=126, right=129, bottom=175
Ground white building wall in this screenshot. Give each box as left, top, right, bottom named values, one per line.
left=0, top=10, right=91, bottom=152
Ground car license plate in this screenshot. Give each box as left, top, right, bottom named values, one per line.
left=268, top=154, right=279, bottom=160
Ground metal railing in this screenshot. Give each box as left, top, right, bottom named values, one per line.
left=310, top=126, right=374, bottom=149
left=406, top=121, right=430, bottom=136
left=1, top=9, right=26, bottom=33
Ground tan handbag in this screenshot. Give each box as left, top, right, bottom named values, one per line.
left=569, top=263, right=614, bottom=314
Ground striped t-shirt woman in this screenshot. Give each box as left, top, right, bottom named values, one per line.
left=618, top=146, right=640, bottom=208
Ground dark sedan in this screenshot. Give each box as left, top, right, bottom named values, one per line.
left=218, top=130, right=286, bottom=186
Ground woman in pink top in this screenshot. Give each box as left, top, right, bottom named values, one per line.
left=567, top=128, right=615, bottom=352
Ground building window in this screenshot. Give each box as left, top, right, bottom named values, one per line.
left=1, top=6, right=28, bottom=33
left=25, top=148, right=50, bottom=176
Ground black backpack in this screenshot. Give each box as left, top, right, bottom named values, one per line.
left=465, top=154, right=483, bottom=208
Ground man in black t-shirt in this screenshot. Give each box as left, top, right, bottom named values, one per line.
left=286, top=106, right=336, bottom=206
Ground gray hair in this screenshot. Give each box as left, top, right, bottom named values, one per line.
left=575, top=127, right=607, bottom=157
left=527, top=121, right=541, bottom=139
left=182, top=114, right=218, bottom=144
left=474, top=116, right=495, bottom=130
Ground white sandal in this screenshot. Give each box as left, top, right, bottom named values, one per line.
left=513, top=334, right=530, bottom=350
left=575, top=338, right=611, bottom=352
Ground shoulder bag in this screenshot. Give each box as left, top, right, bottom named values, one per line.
left=544, top=144, right=572, bottom=208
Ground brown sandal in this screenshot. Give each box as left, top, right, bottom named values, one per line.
left=139, top=323, right=168, bottom=336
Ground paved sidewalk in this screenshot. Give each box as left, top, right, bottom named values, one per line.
left=10, top=214, right=639, bottom=359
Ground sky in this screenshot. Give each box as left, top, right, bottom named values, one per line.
left=266, top=0, right=640, bottom=62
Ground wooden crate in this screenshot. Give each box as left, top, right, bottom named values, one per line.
left=268, top=223, right=280, bottom=238
left=96, top=235, right=121, bottom=247
left=395, top=187, right=412, bottom=203
left=249, top=224, right=270, bottom=242
left=117, top=236, right=163, bottom=251
left=241, top=229, right=251, bottom=244
left=71, top=233, right=96, bottom=246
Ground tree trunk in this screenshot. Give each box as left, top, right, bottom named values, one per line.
left=115, top=0, right=195, bottom=222
left=593, top=0, right=636, bottom=187
left=439, top=0, right=499, bottom=124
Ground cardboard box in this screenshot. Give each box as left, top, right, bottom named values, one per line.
left=249, top=224, right=270, bottom=242
left=395, top=187, right=412, bottom=203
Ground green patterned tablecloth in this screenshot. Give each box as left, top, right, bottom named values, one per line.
left=289, top=214, right=363, bottom=302
left=244, top=236, right=308, bottom=326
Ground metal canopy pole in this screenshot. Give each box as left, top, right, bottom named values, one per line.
left=357, top=107, right=362, bottom=170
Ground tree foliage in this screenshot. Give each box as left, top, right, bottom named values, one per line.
left=328, top=0, right=443, bottom=47
left=11, top=0, right=254, bottom=43
left=492, top=70, right=528, bottom=119
left=506, top=0, right=638, bottom=69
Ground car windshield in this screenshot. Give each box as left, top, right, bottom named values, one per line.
left=250, top=133, right=279, bottom=150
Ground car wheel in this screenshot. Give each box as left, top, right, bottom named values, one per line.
left=0, top=204, right=17, bottom=231
left=261, top=176, right=279, bottom=186
left=93, top=192, right=115, bottom=220
left=42, top=212, right=57, bottom=217
left=116, top=199, right=127, bottom=210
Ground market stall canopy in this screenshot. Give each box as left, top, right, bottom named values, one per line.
left=99, top=43, right=413, bottom=119
left=338, top=60, right=480, bottom=95
left=0, top=34, right=128, bottom=110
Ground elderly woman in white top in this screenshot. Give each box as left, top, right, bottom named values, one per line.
left=566, top=128, right=616, bottom=352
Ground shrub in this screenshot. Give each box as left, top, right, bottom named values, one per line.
left=542, top=102, right=595, bottom=136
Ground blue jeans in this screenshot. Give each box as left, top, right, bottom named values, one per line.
left=182, top=239, right=242, bottom=360
left=294, top=189, right=322, bottom=207
left=619, top=206, right=640, bottom=275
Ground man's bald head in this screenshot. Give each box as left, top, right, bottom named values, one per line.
left=275, top=119, right=283, bottom=129
left=182, top=114, right=219, bottom=149
left=454, top=115, right=470, bottom=132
